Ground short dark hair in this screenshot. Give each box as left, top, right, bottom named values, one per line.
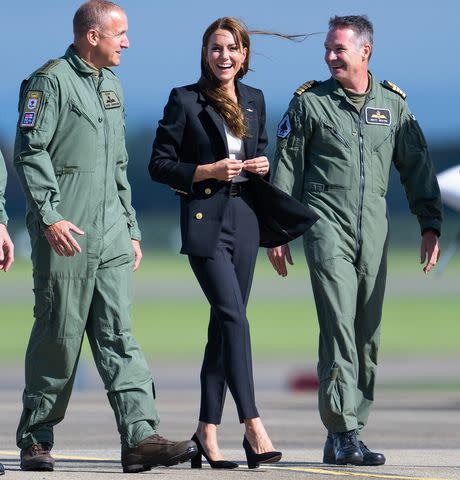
left=328, top=15, right=373, bottom=48
left=73, top=0, right=123, bottom=38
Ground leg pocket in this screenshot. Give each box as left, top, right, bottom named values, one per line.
left=319, top=363, right=344, bottom=427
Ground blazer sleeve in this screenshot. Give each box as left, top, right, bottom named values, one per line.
left=149, top=88, right=197, bottom=194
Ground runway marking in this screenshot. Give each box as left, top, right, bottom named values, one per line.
left=265, top=465, right=449, bottom=480
left=0, top=450, right=449, bottom=480
left=0, top=450, right=113, bottom=462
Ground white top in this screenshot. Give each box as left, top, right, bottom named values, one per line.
left=224, top=122, right=248, bottom=182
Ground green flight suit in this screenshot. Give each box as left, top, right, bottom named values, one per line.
left=0, top=150, right=8, bottom=225
left=272, top=74, right=442, bottom=434
left=14, top=46, right=159, bottom=449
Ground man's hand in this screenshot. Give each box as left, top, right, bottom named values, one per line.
left=132, top=239, right=142, bottom=271
left=267, top=244, right=293, bottom=277
left=0, top=223, right=14, bottom=272
left=44, top=220, right=84, bottom=256
left=420, top=230, right=440, bottom=274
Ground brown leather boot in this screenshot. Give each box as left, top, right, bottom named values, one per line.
left=20, top=443, right=55, bottom=471
left=121, top=434, right=197, bottom=473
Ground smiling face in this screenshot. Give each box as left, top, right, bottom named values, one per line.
left=324, top=27, right=370, bottom=89
left=93, top=8, right=129, bottom=68
left=205, top=28, right=247, bottom=86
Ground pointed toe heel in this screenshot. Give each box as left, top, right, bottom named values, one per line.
left=191, top=434, right=238, bottom=469
left=243, top=436, right=282, bottom=469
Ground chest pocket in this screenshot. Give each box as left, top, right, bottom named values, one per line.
left=306, top=120, right=352, bottom=190
left=369, top=125, right=395, bottom=195
left=52, top=100, right=98, bottom=174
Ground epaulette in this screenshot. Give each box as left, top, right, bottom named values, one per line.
left=294, top=80, right=320, bottom=96
left=36, top=59, right=60, bottom=75
left=381, top=80, right=406, bottom=100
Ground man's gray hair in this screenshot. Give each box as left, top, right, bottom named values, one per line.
left=329, top=15, right=373, bottom=49
left=73, top=0, right=123, bottom=38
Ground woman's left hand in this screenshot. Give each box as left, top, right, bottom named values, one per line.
left=243, top=156, right=270, bottom=176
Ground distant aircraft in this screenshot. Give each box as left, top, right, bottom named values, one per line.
left=436, top=165, right=460, bottom=273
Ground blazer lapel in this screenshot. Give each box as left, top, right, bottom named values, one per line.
left=237, top=82, right=257, bottom=159
left=197, top=89, right=229, bottom=156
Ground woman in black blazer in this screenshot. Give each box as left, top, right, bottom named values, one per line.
left=149, top=17, right=317, bottom=469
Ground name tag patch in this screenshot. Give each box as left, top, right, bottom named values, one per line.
left=277, top=114, right=291, bottom=138
left=365, top=107, right=391, bottom=126
left=100, top=91, right=121, bottom=109
left=20, top=91, right=43, bottom=128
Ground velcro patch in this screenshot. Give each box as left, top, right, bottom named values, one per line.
left=277, top=114, right=292, bottom=138
left=365, top=107, right=391, bottom=126
left=20, top=91, right=43, bottom=128
left=100, top=91, right=121, bottom=109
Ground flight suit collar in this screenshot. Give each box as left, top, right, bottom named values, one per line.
left=65, top=45, right=100, bottom=76
left=331, top=71, right=377, bottom=112
left=331, top=71, right=377, bottom=100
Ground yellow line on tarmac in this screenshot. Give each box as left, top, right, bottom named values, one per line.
left=265, top=465, right=449, bottom=480
left=0, top=451, right=449, bottom=480
left=0, top=450, right=114, bottom=462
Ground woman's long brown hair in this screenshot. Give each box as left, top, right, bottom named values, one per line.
left=198, top=17, right=313, bottom=139
left=198, top=17, right=250, bottom=139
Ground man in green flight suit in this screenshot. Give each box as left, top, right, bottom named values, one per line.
left=1, top=149, right=14, bottom=476
left=268, top=15, right=442, bottom=466
left=14, top=0, right=196, bottom=473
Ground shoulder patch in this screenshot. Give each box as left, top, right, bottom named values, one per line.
left=381, top=80, right=407, bottom=100
left=294, top=80, right=320, bottom=96
left=36, top=59, right=60, bottom=75
left=277, top=114, right=292, bottom=138
left=19, top=91, right=43, bottom=128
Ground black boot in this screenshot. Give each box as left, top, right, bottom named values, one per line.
left=333, top=430, right=363, bottom=465
left=358, top=440, right=386, bottom=466
left=322, top=433, right=335, bottom=464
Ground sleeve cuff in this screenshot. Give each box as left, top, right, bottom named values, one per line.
left=128, top=224, right=142, bottom=242
left=419, top=218, right=442, bottom=238
left=41, top=210, right=64, bottom=227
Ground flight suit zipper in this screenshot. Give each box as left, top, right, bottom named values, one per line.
left=356, top=111, right=366, bottom=254
left=95, top=75, right=109, bottom=243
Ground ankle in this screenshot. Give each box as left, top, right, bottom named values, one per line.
left=196, top=422, right=218, bottom=438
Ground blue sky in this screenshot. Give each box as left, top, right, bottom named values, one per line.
left=2, top=0, right=458, bottom=143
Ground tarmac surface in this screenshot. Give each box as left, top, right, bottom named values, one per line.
left=1, top=359, right=459, bottom=479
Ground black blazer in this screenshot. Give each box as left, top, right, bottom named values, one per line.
left=149, top=82, right=318, bottom=258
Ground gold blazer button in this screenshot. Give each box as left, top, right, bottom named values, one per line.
left=204, top=188, right=212, bottom=195
left=195, top=212, right=203, bottom=220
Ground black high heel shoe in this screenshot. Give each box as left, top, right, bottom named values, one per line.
left=190, top=433, right=238, bottom=469
left=242, top=436, right=282, bottom=469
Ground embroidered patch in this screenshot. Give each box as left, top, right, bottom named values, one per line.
left=365, top=107, right=391, bottom=126
left=277, top=114, right=292, bottom=138
left=20, top=112, right=36, bottom=127
left=20, top=91, right=43, bottom=128
left=100, top=91, right=121, bottom=109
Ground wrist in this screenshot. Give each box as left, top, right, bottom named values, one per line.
left=194, top=164, right=212, bottom=182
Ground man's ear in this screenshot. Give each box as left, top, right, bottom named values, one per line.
left=87, top=28, right=99, bottom=47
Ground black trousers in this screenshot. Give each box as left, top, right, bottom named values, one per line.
left=188, top=190, right=260, bottom=424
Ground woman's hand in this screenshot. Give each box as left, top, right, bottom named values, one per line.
left=243, top=156, right=270, bottom=176
left=193, top=158, right=243, bottom=182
